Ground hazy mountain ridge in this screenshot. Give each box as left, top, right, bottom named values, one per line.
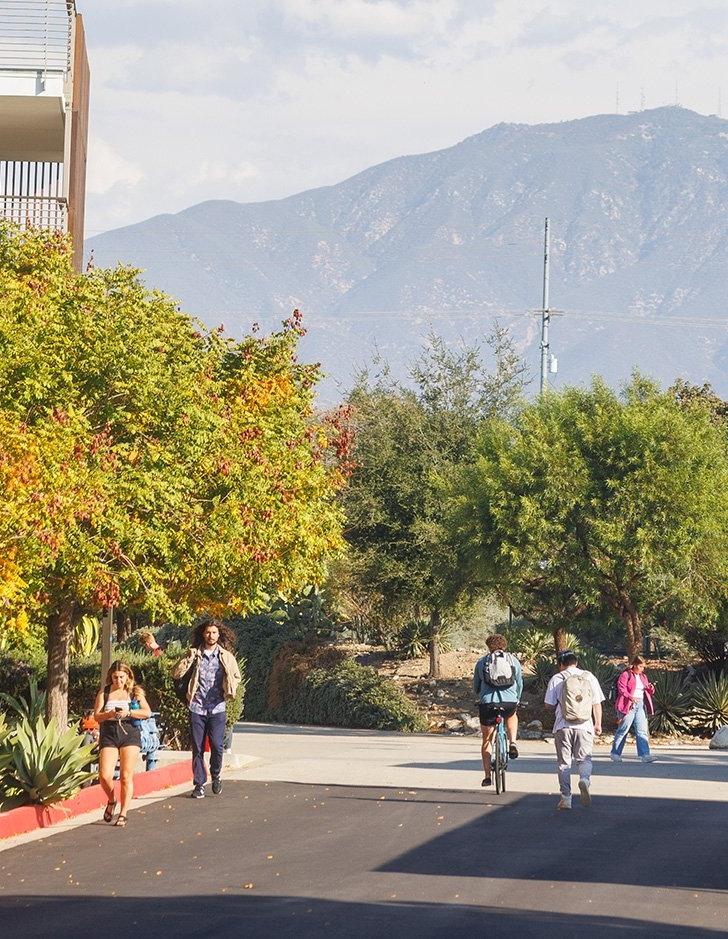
left=87, top=107, right=728, bottom=399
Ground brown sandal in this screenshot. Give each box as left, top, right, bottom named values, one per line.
left=115, top=815, right=128, bottom=828
left=103, top=801, right=117, bottom=823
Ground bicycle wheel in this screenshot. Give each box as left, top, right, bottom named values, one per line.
left=494, top=725, right=503, bottom=794
left=499, top=733, right=507, bottom=793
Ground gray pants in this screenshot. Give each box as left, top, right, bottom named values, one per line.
left=554, top=727, right=593, bottom=796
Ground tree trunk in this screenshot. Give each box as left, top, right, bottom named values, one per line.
left=625, top=610, right=643, bottom=660
left=428, top=609, right=441, bottom=679
left=46, top=600, right=77, bottom=731
left=616, top=597, right=643, bottom=660
left=553, top=626, right=567, bottom=656
left=117, top=613, right=132, bottom=644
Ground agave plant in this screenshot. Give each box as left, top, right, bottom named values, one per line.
left=558, top=631, right=583, bottom=657
left=577, top=647, right=618, bottom=698
left=649, top=671, right=693, bottom=737
left=397, top=619, right=453, bottom=659
left=70, top=615, right=100, bottom=658
left=690, top=671, right=728, bottom=735
left=529, top=654, right=557, bottom=692
left=506, top=627, right=552, bottom=666
left=0, top=676, right=46, bottom=724
left=0, top=711, right=96, bottom=806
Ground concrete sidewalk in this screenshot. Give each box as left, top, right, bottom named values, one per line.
left=229, top=723, right=728, bottom=802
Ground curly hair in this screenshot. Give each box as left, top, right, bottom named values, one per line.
left=486, top=634, right=508, bottom=652
left=193, top=618, right=237, bottom=652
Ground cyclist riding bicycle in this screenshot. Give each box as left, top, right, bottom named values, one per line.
left=473, top=634, right=523, bottom=787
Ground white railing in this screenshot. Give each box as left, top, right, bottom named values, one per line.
left=0, top=1, right=74, bottom=74
left=0, top=160, right=67, bottom=231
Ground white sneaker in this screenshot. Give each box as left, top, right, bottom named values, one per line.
left=557, top=796, right=572, bottom=810
left=578, top=778, right=592, bottom=807
left=641, top=754, right=656, bottom=763
left=610, top=754, right=622, bottom=762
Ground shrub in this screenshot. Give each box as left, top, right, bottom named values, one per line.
left=266, top=642, right=347, bottom=714
left=503, top=626, right=552, bottom=666
left=284, top=659, right=427, bottom=732
left=690, top=671, right=728, bottom=735
left=70, top=616, right=100, bottom=659
left=395, top=619, right=454, bottom=660
left=0, top=676, right=46, bottom=723
left=232, top=607, right=310, bottom=721
left=558, top=631, right=583, bottom=657
left=649, top=671, right=692, bottom=736
left=0, top=683, right=96, bottom=810
left=529, top=655, right=557, bottom=692
left=683, top=618, right=728, bottom=673
left=0, top=656, right=39, bottom=701
left=577, top=648, right=618, bottom=697
left=67, top=652, right=245, bottom=748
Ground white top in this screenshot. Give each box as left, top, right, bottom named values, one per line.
left=544, top=667, right=606, bottom=733
left=631, top=677, right=644, bottom=702
left=106, top=698, right=131, bottom=712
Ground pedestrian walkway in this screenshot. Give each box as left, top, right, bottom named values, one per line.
left=229, top=723, right=728, bottom=802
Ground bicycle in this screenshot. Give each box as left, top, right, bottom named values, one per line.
left=491, top=712, right=509, bottom=794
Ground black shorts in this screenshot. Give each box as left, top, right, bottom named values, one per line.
left=98, top=720, right=142, bottom=750
left=479, top=702, right=518, bottom=727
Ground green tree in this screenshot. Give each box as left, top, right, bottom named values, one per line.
left=342, top=328, right=527, bottom=676
left=448, top=377, right=728, bottom=658
left=0, top=226, right=344, bottom=727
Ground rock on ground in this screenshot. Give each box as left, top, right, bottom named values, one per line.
left=709, top=725, right=728, bottom=749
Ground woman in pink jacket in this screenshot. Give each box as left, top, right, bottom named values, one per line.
left=611, top=655, right=657, bottom=762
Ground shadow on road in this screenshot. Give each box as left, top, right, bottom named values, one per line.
left=376, top=791, right=728, bottom=891
left=234, top=722, right=426, bottom=738
left=0, top=893, right=723, bottom=938
left=399, top=752, right=728, bottom=783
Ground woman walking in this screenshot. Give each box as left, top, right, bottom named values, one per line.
left=94, top=660, right=151, bottom=827
left=611, top=655, right=656, bottom=763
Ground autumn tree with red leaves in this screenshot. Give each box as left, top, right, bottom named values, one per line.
left=0, top=226, right=344, bottom=728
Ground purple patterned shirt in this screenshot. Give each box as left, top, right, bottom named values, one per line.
left=189, top=647, right=226, bottom=715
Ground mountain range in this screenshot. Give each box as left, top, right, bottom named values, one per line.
left=86, top=106, right=728, bottom=401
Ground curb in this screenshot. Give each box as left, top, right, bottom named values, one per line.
left=0, top=759, right=191, bottom=841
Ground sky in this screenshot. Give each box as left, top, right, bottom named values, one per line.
left=83, top=0, right=728, bottom=237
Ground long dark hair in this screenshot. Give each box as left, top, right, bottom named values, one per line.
left=193, top=618, right=236, bottom=652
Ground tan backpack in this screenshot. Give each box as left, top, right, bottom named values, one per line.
left=559, top=671, right=593, bottom=722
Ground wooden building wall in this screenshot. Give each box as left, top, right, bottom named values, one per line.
left=68, top=14, right=90, bottom=272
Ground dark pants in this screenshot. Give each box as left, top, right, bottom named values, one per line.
left=190, top=710, right=226, bottom=788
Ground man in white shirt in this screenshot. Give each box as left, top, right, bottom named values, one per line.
left=544, top=650, right=605, bottom=810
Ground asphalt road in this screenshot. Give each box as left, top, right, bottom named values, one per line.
left=1, top=779, right=726, bottom=937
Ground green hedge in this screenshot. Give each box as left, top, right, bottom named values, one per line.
left=231, top=607, right=426, bottom=732
left=0, top=652, right=245, bottom=749
left=67, top=653, right=245, bottom=749
left=231, top=610, right=309, bottom=721
left=282, top=659, right=427, bottom=732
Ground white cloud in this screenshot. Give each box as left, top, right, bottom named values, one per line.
left=86, top=139, right=144, bottom=195
left=279, top=0, right=457, bottom=39
left=81, top=0, right=728, bottom=234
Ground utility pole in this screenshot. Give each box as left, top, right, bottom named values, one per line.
left=101, top=606, right=114, bottom=679
left=540, top=217, right=550, bottom=395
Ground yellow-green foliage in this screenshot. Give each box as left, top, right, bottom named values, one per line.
left=0, top=225, right=346, bottom=723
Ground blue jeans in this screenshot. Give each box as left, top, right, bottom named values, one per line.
left=611, top=703, right=650, bottom=757
left=190, top=710, right=226, bottom=788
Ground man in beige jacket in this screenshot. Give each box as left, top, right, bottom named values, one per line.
left=173, top=619, right=241, bottom=799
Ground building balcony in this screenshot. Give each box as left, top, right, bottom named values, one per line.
left=0, top=1, right=75, bottom=162
left=0, top=1, right=88, bottom=267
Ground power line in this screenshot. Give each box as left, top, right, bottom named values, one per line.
left=205, top=308, right=728, bottom=328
